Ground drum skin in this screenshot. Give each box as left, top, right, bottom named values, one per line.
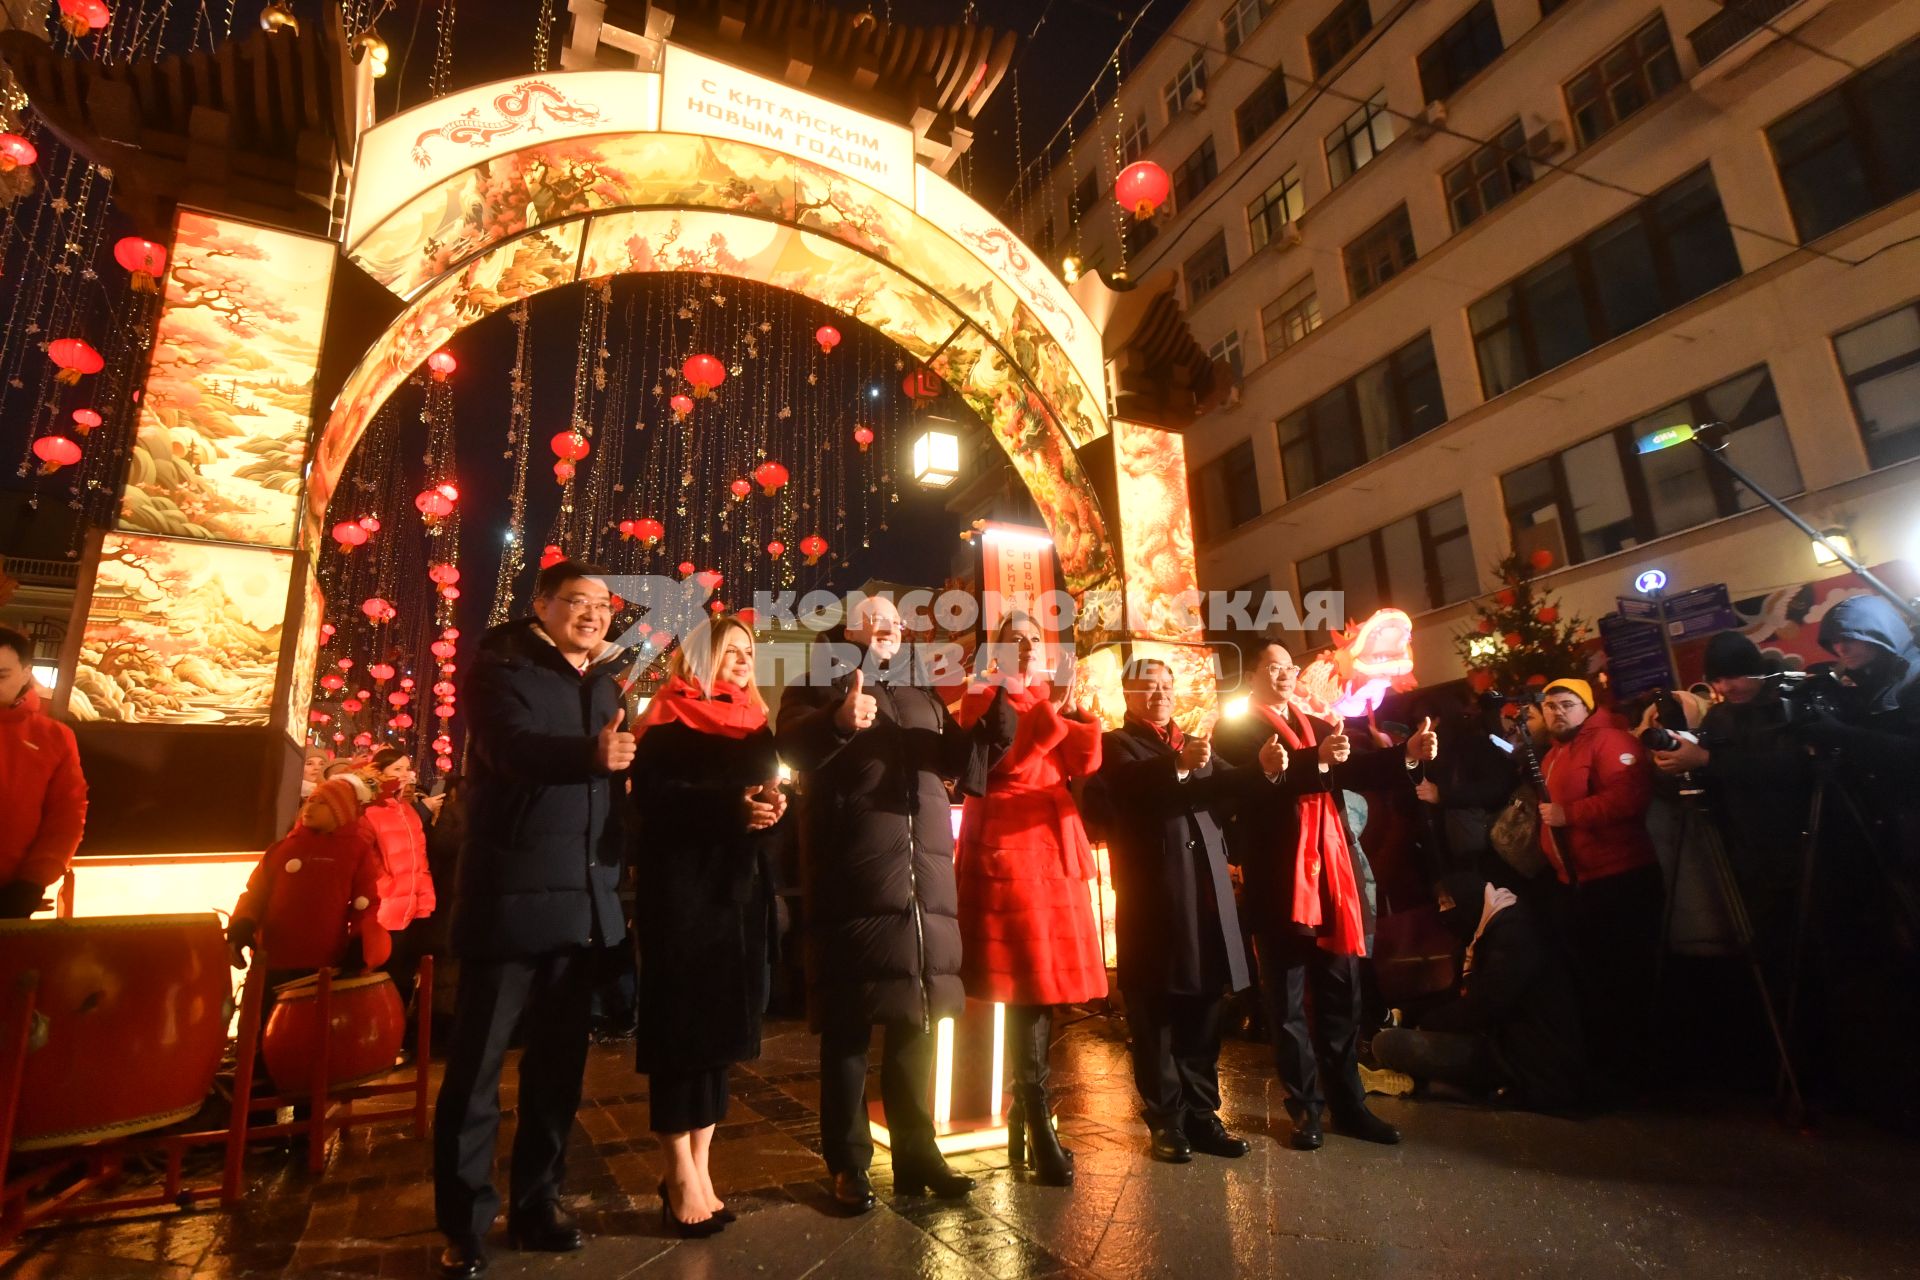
left=263, top=971, right=404, bottom=1091
left=0, top=913, right=231, bottom=1151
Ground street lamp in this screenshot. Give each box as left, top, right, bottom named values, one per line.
left=1635, top=420, right=1920, bottom=628
left=1811, top=528, right=1853, bottom=567
left=911, top=422, right=961, bottom=488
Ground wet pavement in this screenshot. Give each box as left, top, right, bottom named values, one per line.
left=3, top=1014, right=1917, bottom=1278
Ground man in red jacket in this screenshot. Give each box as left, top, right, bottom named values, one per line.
left=1536, top=677, right=1663, bottom=1094
left=0, top=626, right=87, bottom=918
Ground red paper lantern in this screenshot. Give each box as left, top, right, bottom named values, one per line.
left=399, top=677, right=415, bottom=691
left=354, top=732, right=374, bottom=748
left=800, top=534, right=828, bottom=565
left=31, top=435, right=80, bottom=473
left=1503, top=631, right=1525, bottom=648
left=728, top=478, right=751, bottom=502
left=550, top=430, right=591, bottom=462
left=309, top=711, right=331, bottom=724
left=1537, top=606, right=1560, bottom=625
left=435, top=702, right=457, bottom=718
left=362, top=597, right=395, bottom=623
left=635, top=517, right=664, bottom=547
left=852, top=425, right=874, bottom=452
left=441, top=586, right=462, bottom=600
left=113, top=237, right=166, bottom=293
left=56, top=0, right=111, bottom=38
left=433, top=680, right=458, bottom=698
left=0, top=134, right=37, bottom=171
left=442, top=627, right=461, bottom=640
left=332, top=732, right=346, bottom=744
left=356, top=688, right=371, bottom=700
left=69, top=408, right=102, bottom=435
left=766, top=539, right=786, bottom=559
left=358, top=514, right=381, bottom=533
left=336, top=658, right=354, bottom=671
left=1114, top=160, right=1171, bottom=220
left=427, top=349, right=458, bottom=381
left=436, top=754, right=454, bottom=771
left=678, top=561, right=696, bottom=577
left=753, top=461, right=789, bottom=496
left=368, top=662, right=395, bottom=682
left=696, top=570, right=723, bottom=592
left=47, top=338, right=102, bottom=385
left=392, top=713, right=414, bottom=730
left=901, top=367, right=941, bottom=406
left=319, top=623, right=335, bottom=641
left=342, top=698, right=363, bottom=713
left=429, top=563, right=460, bottom=586
left=815, top=325, right=841, bottom=355
left=333, top=521, right=369, bottom=553
left=1530, top=548, right=1555, bottom=571
left=669, top=393, right=695, bottom=422
left=431, top=640, right=457, bottom=659
left=1476, top=617, right=1495, bottom=635
left=388, top=691, right=411, bottom=708
left=540, top=545, right=566, bottom=570
left=320, top=673, right=345, bottom=692
left=432, top=735, right=453, bottom=755
left=682, top=354, right=725, bottom=398
left=440, top=663, right=457, bottom=676
left=1495, top=589, right=1517, bottom=607
left=553, top=460, right=576, bottom=484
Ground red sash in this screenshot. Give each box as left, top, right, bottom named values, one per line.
left=638, top=674, right=767, bottom=740
left=1254, top=702, right=1367, bottom=957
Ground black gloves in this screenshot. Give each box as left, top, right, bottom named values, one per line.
left=0, top=880, right=48, bottom=919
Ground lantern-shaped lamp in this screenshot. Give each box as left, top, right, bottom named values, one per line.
left=766, top=539, right=786, bottom=559
left=911, top=421, right=962, bottom=488
left=800, top=534, right=828, bottom=565
left=669, top=393, right=694, bottom=422
left=368, top=662, right=395, bottom=682
left=753, top=461, right=789, bottom=497
left=31, top=435, right=81, bottom=474
left=113, top=237, right=167, bottom=292
left=57, top=0, right=111, bottom=38
left=333, top=521, right=369, bottom=553
left=1114, top=160, right=1172, bottom=220
left=815, top=325, right=841, bottom=355
left=635, top=517, right=664, bottom=547
left=852, top=425, right=874, bottom=453
left=0, top=134, right=37, bottom=171
left=47, top=338, right=103, bottom=385
left=728, top=478, right=751, bottom=502
left=540, top=545, right=566, bottom=570
left=427, top=349, right=458, bottom=381
left=70, top=408, right=102, bottom=436
left=682, top=354, right=725, bottom=399
left=362, top=597, right=395, bottom=623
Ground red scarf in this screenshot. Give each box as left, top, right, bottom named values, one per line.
left=959, top=671, right=1045, bottom=726
left=637, top=674, right=767, bottom=740
left=1127, top=714, right=1182, bottom=752
left=1255, top=701, right=1367, bottom=956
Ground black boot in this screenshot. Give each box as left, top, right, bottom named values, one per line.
left=1006, top=1005, right=1073, bottom=1186
left=1012, top=1086, right=1074, bottom=1185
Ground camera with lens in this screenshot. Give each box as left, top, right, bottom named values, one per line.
left=1643, top=723, right=1684, bottom=753
left=1759, top=670, right=1849, bottom=728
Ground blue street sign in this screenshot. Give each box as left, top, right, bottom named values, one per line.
left=1617, top=596, right=1660, bottom=622
left=1634, top=568, right=1668, bottom=594
left=1663, top=583, right=1741, bottom=639
left=1600, top=614, right=1674, bottom=700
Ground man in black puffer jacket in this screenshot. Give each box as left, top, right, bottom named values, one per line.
left=776, top=594, right=1013, bottom=1213
left=433, top=561, right=633, bottom=1279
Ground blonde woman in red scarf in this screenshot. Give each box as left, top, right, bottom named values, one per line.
left=954, top=612, right=1106, bottom=1186
left=1212, top=637, right=1437, bottom=1152
left=628, top=616, right=786, bottom=1237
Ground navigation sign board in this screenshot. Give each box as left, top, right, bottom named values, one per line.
left=1617, top=596, right=1660, bottom=622
left=1662, top=583, right=1740, bottom=639
left=1600, top=614, right=1674, bottom=700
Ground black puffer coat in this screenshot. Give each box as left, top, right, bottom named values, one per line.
left=629, top=720, right=783, bottom=1074
left=775, top=653, right=1013, bottom=1031
left=453, top=618, right=629, bottom=960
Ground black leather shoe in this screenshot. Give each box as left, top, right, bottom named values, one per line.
left=507, top=1201, right=584, bottom=1252
left=892, top=1156, right=975, bottom=1198
left=831, top=1170, right=876, bottom=1214
left=1289, top=1111, right=1324, bottom=1151
left=1147, top=1125, right=1192, bottom=1163
left=1185, top=1115, right=1250, bottom=1158
left=658, top=1181, right=724, bottom=1238
left=437, top=1242, right=488, bottom=1279
left=1332, top=1105, right=1402, bottom=1145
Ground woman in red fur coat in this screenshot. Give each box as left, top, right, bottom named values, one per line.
left=955, top=613, right=1105, bottom=1187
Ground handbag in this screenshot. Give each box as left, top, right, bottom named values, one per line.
left=1489, top=782, right=1549, bottom=878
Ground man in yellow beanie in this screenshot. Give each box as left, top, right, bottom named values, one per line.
left=1536, top=676, right=1661, bottom=1098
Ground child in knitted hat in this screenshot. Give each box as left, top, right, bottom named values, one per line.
left=227, top=773, right=391, bottom=973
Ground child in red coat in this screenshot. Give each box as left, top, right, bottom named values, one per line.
left=227, top=775, right=391, bottom=973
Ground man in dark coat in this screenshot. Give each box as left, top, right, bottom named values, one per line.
left=1089, top=658, right=1287, bottom=1163
left=1213, top=638, right=1435, bottom=1151
left=432, top=561, right=632, bottom=1279
left=774, top=595, right=1014, bottom=1212
left=1373, top=873, right=1592, bottom=1111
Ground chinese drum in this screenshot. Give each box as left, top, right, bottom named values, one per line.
left=262, top=971, right=404, bottom=1090
left=0, top=913, right=231, bottom=1150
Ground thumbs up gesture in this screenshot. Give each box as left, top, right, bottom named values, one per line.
left=1259, top=734, right=1290, bottom=778
left=1318, top=725, right=1351, bottom=767
left=835, top=669, right=878, bottom=733
left=597, top=708, right=636, bottom=772
left=1405, top=715, right=1439, bottom=764
left=1178, top=732, right=1212, bottom=772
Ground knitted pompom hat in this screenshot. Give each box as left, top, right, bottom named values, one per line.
left=300, top=773, right=373, bottom=832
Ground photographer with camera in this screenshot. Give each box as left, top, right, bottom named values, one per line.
left=1810, top=597, right=1920, bottom=850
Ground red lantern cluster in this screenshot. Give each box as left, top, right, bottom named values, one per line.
left=113, top=237, right=167, bottom=293
left=31, top=435, right=80, bottom=474
left=683, top=354, right=726, bottom=399
left=429, top=563, right=460, bottom=598
left=815, top=325, right=841, bottom=355
left=1114, top=160, right=1171, bottom=221
left=47, top=338, right=102, bottom=385
left=427, top=349, right=458, bottom=382
left=415, top=482, right=458, bottom=526
left=753, top=461, right=789, bottom=497
left=800, top=534, right=828, bottom=565
left=362, top=597, right=396, bottom=623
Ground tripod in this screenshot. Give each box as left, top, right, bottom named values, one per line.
left=1658, top=782, right=1807, bottom=1122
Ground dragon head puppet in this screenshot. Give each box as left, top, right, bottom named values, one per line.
left=1292, top=608, right=1418, bottom=722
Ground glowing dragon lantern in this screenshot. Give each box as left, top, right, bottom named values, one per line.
left=1291, top=608, right=1419, bottom=721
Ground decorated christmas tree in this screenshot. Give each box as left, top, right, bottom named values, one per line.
left=1453, top=549, right=1588, bottom=691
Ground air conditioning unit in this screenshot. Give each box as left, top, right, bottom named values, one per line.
left=1526, top=121, right=1568, bottom=160
left=1262, top=221, right=1302, bottom=253
left=1410, top=99, right=1447, bottom=142
left=1184, top=89, right=1207, bottom=114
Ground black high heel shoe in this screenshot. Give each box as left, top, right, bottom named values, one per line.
left=1011, top=1086, right=1074, bottom=1186
left=657, top=1181, right=724, bottom=1238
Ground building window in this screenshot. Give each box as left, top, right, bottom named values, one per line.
left=1208, top=330, right=1245, bottom=381
left=1195, top=439, right=1263, bottom=541
left=1122, top=214, right=1160, bottom=258
left=1162, top=50, right=1209, bottom=118
left=1325, top=89, right=1395, bottom=186
left=1173, top=135, right=1220, bottom=208
left=1296, top=495, right=1477, bottom=618
left=1184, top=231, right=1232, bottom=303
left=1444, top=120, right=1534, bottom=230
left=1118, top=115, right=1150, bottom=166
left=1835, top=300, right=1920, bottom=469
left=1418, top=1, right=1504, bottom=103
left=1767, top=39, right=1920, bottom=243
left=1501, top=366, right=1800, bottom=567
left=1469, top=167, right=1741, bottom=397
left=1221, top=0, right=1274, bottom=51
left=1236, top=64, right=1290, bottom=148
left=1247, top=165, right=1305, bottom=251
left=1309, top=0, right=1373, bottom=79
left=1345, top=204, right=1417, bottom=300
left=1277, top=332, right=1446, bottom=497
left=1564, top=14, right=1681, bottom=149
left=1071, top=170, right=1101, bottom=220
left=1262, top=275, right=1322, bottom=358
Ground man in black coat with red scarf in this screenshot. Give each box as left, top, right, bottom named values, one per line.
left=1088, top=657, right=1289, bottom=1163
left=1213, top=637, right=1437, bottom=1151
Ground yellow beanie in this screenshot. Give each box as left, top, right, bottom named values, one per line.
left=1542, top=677, right=1594, bottom=710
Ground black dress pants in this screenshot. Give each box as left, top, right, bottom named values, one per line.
left=817, top=1003, right=938, bottom=1173
left=1253, top=929, right=1366, bottom=1121
left=433, top=948, right=596, bottom=1247
left=1552, top=863, right=1664, bottom=1088
left=1122, top=988, right=1226, bottom=1129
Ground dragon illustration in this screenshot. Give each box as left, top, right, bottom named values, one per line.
left=411, top=81, right=605, bottom=169
left=955, top=226, right=1078, bottom=343
left=1293, top=608, right=1418, bottom=722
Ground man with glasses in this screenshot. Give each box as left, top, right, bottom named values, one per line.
left=1535, top=677, right=1660, bottom=1099
left=433, top=561, right=633, bottom=1278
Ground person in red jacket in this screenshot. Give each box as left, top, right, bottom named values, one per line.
left=955, top=613, right=1106, bottom=1187
left=364, top=748, right=437, bottom=1038
left=1536, top=677, right=1663, bottom=1093
left=227, top=774, right=391, bottom=974
left=0, top=626, right=87, bottom=918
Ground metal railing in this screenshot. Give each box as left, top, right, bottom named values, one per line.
left=1688, top=0, right=1804, bottom=69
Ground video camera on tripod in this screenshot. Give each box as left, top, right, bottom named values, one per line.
left=1758, top=669, right=1850, bottom=729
